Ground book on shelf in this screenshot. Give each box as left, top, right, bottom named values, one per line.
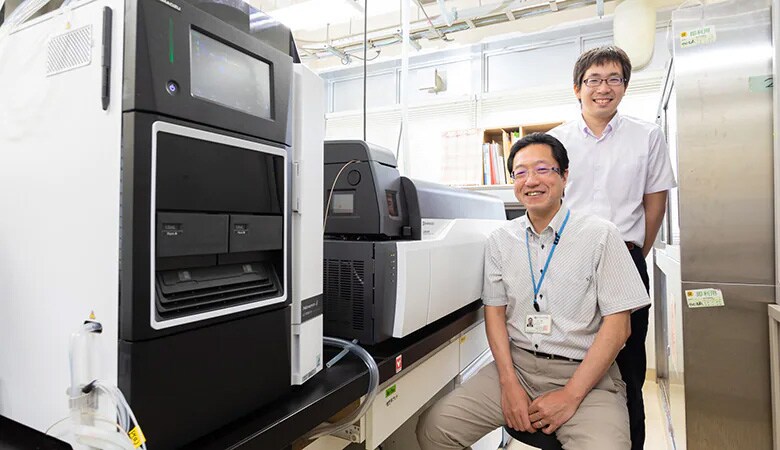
left=481, top=141, right=508, bottom=185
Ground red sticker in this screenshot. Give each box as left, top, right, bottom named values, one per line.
left=395, top=355, right=403, bottom=373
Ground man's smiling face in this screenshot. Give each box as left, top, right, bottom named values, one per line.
left=512, top=143, right=567, bottom=215
left=574, top=61, right=626, bottom=122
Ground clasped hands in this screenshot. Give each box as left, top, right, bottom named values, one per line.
left=501, top=380, right=581, bottom=435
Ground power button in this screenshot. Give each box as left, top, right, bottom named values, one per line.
left=166, top=80, right=179, bottom=96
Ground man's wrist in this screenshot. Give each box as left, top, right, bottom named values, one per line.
left=562, top=384, right=587, bottom=403
left=499, top=374, right=517, bottom=386
left=498, top=370, right=520, bottom=388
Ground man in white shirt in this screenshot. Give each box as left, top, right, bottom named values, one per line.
left=548, top=46, right=677, bottom=450
left=416, top=133, right=649, bottom=450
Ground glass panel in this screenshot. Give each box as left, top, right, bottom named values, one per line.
left=408, top=60, right=473, bottom=102
left=583, top=29, right=672, bottom=73
left=486, top=42, right=579, bottom=92
left=583, top=35, right=613, bottom=52
left=332, top=72, right=396, bottom=112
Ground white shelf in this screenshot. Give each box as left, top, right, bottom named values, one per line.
left=458, top=184, right=520, bottom=207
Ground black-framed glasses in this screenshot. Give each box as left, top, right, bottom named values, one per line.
left=510, top=165, right=561, bottom=181
left=582, top=77, right=626, bottom=87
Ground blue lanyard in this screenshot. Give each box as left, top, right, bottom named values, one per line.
left=525, top=210, right=570, bottom=312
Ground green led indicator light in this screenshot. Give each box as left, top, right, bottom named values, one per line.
left=385, top=384, right=396, bottom=398
left=168, top=18, right=174, bottom=63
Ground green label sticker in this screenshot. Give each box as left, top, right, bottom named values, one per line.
left=385, top=384, right=397, bottom=398
left=685, top=288, right=725, bottom=308
left=680, top=26, right=716, bottom=49
left=749, top=75, right=773, bottom=92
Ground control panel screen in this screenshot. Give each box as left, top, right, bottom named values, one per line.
left=190, top=29, right=272, bottom=119
left=331, top=192, right=355, bottom=215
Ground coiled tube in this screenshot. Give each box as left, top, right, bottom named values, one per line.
left=304, top=336, right=379, bottom=441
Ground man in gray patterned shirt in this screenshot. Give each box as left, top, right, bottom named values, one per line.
left=417, top=133, right=649, bottom=450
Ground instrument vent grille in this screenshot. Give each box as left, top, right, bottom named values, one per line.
left=324, top=259, right=366, bottom=331
left=47, top=25, right=93, bottom=76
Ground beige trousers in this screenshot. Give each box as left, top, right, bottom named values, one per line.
left=416, top=346, right=630, bottom=450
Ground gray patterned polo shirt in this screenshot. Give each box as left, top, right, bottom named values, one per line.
left=482, top=205, right=650, bottom=360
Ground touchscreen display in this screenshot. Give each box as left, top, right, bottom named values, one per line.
left=190, top=29, right=272, bottom=119
left=331, top=192, right=355, bottom=215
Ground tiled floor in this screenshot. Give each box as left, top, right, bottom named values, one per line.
left=509, top=380, right=672, bottom=450
left=644, top=380, right=670, bottom=450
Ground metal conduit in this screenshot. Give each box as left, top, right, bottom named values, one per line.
left=302, top=0, right=607, bottom=60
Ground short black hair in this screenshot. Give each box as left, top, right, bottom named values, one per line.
left=573, top=45, right=632, bottom=88
left=506, top=132, right=569, bottom=176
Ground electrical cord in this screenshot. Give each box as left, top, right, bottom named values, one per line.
left=348, top=48, right=381, bottom=62
left=323, top=159, right=360, bottom=231
left=91, top=381, right=147, bottom=450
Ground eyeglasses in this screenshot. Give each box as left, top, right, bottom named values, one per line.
left=582, top=77, right=626, bottom=87
left=510, top=165, right=562, bottom=181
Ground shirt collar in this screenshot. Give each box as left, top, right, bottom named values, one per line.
left=578, top=112, right=622, bottom=140
left=524, top=204, right=570, bottom=237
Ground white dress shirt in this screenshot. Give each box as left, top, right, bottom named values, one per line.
left=482, top=206, right=650, bottom=360
left=548, top=113, right=677, bottom=246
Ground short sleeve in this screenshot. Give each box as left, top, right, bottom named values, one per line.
left=595, top=223, right=651, bottom=315
left=482, top=233, right=508, bottom=306
left=645, top=126, right=677, bottom=194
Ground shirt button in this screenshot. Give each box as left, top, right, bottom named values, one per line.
left=541, top=244, right=545, bottom=249
left=539, top=294, right=543, bottom=299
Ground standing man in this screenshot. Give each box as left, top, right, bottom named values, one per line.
left=548, top=45, right=677, bottom=450
left=416, top=133, right=649, bottom=450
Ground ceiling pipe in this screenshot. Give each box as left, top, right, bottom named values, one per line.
left=302, top=0, right=605, bottom=61
left=437, top=0, right=455, bottom=25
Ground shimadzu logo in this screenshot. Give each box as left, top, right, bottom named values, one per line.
left=158, top=0, right=181, bottom=11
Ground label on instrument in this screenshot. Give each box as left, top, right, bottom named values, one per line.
left=128, top=426, right=147, bottom=448
left=680, top=26, right=716, bottom=48
left=685, top=288, right=725, bottom=308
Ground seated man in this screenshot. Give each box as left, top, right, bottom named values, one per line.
left=416, top=133, right=649, bottom=450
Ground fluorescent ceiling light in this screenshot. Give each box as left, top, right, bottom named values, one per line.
left=267, top=0, right=401, bottom=31
left=268, top=0, right=362, bottom=31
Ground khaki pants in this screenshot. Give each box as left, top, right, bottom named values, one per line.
left=416, top=346, right=630, bottom=450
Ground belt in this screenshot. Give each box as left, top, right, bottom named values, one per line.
left=625, top=242, right=641, bottom=251
left=523, top=348, right=582, bottom=363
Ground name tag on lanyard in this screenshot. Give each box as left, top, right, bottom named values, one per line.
left=525, top=314, right=552, bottom=334
left=525, top=210, right=571, bottom=313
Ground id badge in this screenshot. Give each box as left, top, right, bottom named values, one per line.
left=525, top=314, right=552, bottom=334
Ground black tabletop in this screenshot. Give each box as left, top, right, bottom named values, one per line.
left=0, top=415, right=74, bottom=450
left=187, top=301, right=484, bottom=450
left=0, top=302, right=483, bottom=450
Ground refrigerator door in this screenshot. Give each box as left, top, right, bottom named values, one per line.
left=674, top=0, right=774, bottom=285
left=681, top=281, right=774, bottom=450
left=670, top=1, right=775, bottom=449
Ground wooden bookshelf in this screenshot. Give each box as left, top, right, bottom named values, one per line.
left=520, top=122, right=563, bottom=136
left=479, top=121, right=562, bottom=186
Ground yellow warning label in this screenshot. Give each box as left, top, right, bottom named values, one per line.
left=128, top=426, right=147, bottom=448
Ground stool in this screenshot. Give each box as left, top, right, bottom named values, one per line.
left=504, top=426, right=563, bottom=450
